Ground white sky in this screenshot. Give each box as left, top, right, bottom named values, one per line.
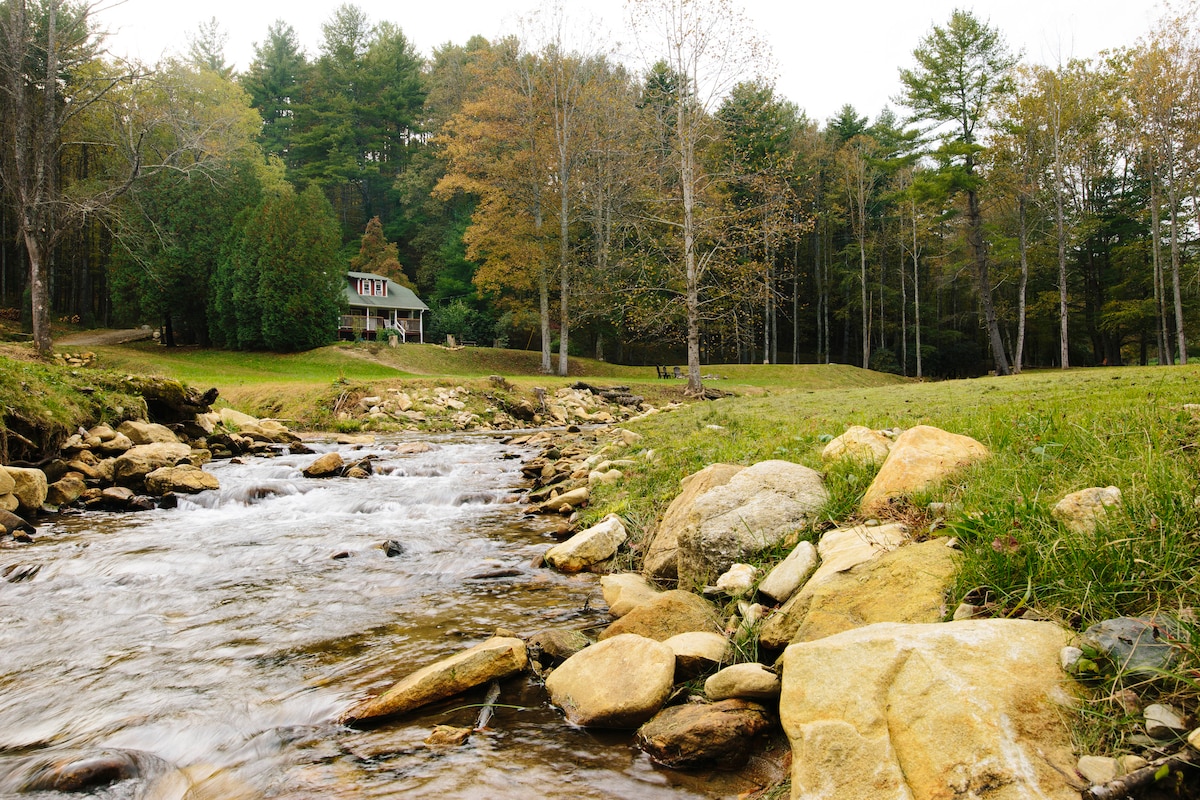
left=98, top=0, right=1162, bottom=124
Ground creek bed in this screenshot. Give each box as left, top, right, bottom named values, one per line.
left=0, top=435, right=762, bottom=799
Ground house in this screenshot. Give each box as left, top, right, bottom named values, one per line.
left=340, top=271, right=429, bottom=343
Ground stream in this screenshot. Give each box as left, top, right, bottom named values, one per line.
left=0, top=435, right=757, bottom=799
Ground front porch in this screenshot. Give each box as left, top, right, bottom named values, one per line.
left=338, top=311, right=423, bottom=343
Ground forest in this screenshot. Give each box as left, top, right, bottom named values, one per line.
left=2, top=0, right=1198, bottom=388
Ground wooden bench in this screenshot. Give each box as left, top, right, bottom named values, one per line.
left=655, top=365, right=669, bottom=379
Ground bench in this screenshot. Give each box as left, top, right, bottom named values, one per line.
left=655, top=365, right=669, bottom=379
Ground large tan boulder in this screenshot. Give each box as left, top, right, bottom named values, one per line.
left=599, top=589, right=721, bottom=642
left=2, top=467, right=48, bottom=514
left=677, top=460, right=828, bottom=588
left=340, top=637, right=527, bottom=725
left=780, top=620, right=1079, bottom=800
left=764, top=539, right=960, bottom=648
left=600, top=573, right=661, bottom=617
left=860, top=425, right=989, bottom=515
left=1052, top=486, right=1122, bottom=535
left=759, top=523, right=909, bottom=648
left=545, top=634, right=675, bottom=728
left=545, top=514, right=626, bottom=573
left=0, top=468, right=15, bottom=496
left=643, top=463, right=745, bottom=580
left=145, top=465, right=220, bottom=495
left=821, top=425, right=893, bottom=464
left=112, top=443, right=192, bottom=486
left=117, top=420, right=181, bottom=445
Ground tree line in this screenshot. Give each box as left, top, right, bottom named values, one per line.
left=1, top=0, right=1197, bottom=391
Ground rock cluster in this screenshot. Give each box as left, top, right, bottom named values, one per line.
left=0, top=388, right=309, bottom=539
left=337, top=381, right=673, bottom=433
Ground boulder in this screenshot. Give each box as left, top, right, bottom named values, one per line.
left=769, top=539, right=958, bottom=647
left=528, top=629, right=591, bottom=667
left=0, top=509, right=34, bottom=534
left=340, top=636, right=527, bottom=726
left=1052, top=486, right=1122, bottom=535
left=545, top=514, right=626, bottom=573
left=94, top=433, right=134, bottom=455
left=599, top=589, right=721, bottom=642
left=821, top=425, right=893, bottom=464
left=758, top=524, right=914, bottom=649
left=303, top=452, right=344, bottom=478
left=1080, top=616, right=1180, bottom=677
left=705, top=663, right=781, bottom=701
left=536, top=485, right=589, bottom=513
left=643, top=464, right=745, bottom=581
left=2, top=467, right=48, bottom=514
left=860, top=425, right=989, bottom=515
left=0, top=493, right=17, bottom=513
left=116, top=420, right=181, bottom=445
left=545, top=634, right=675, bottom=728
left=112, top=443, right=192, bottom=486
left=600, top=573, right=661, bottom=617
left=0, top=468, right=14, bottom=496
left=714, top=563, right=758, bottom=596
left=46, top=474, right=87, bottom=506
left=757, top=540, right=817, bottom=604
left=145, top=465, right=220, bottom=495
left=663, top=631, right=732, bottom=679
left=780, top=620, right=1078, bottom=800
left=636, top=699, right=774, bottom=769
left=677, top=460, right=829, bottom=588
left=218, top=407, right=259, bottom=429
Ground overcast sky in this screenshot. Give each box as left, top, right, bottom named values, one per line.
left=98, top=0, right=1162, bottom=124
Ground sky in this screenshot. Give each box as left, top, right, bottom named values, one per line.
left=98, top=0, right=1163, bottom=124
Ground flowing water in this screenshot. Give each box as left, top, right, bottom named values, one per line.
left=0, top=436, right=761, bottom=799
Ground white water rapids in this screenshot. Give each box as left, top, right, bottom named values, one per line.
left=0, top=436, right=733, bottom=799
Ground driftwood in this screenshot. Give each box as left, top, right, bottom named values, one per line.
left=1084, top=748, right=1199, bottom=800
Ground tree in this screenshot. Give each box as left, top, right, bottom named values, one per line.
left=899, top=9, right=1018, bottom=375
left=837, top=133, right=881, bottom=369
left=629, top=0, right=766, bottom=394
left=212, top=183, right=344, bottom=351
left=186, top=16, right=232, bottom=78
left=350, top=215, right=415, bottom=290
left=242, top=20, right=309, bottom=165
left=0, top=0, right=125, bottom=355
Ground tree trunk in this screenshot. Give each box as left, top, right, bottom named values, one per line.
left=1015, top=194, right=1029, bottom=374
left=1151, top=169, right=1171, bottom=365
left=967, top=186, right=1010, bottom=375
left=911, top=196, right=922, bottom=379
left=1053, top=134, right=1069, bottom=370
left=1167, top=157, right=1187, bottom=364
left=679, top=73, right=703, bottom=396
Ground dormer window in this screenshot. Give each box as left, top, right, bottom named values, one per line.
left=356, top=278, right=387, bottom=297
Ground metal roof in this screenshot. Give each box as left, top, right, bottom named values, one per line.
left=344, top=272, right=429, bottom=312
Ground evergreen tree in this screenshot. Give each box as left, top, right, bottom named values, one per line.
left=242, top=20, right=309, bottom=165
left=349, top=215, right=415, bottom=290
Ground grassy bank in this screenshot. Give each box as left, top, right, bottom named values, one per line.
left=582, top=365, right=1200, bottom=753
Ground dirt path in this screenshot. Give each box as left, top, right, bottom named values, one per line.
left=56, top=327, right=155, bottom=347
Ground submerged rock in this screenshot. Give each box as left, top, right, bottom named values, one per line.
left=340, top=636, right=527, bottom=726
left=303, top=452, right=344, bottom=478
left=636, top=699, right=774, bottom=769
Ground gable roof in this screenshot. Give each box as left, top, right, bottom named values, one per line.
left=344, top=271, right=429, bottom=312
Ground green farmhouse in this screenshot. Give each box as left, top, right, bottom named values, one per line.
left=339, top=271, right=429, bottom=343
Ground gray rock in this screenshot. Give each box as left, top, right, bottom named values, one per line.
left=677, top=460, right=828, bottom=587
left=1081, top=616, right=1181, bottom=676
